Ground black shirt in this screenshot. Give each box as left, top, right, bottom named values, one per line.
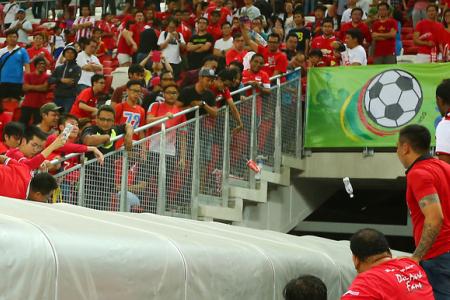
left=179, top=85, right=216, bottom=119
left=81, top=124, right=126, bottom=159
left=187, top=33, right=214, bottom=70
left=288, top=27, right=311, bottom=53
left=137, top=28, right=158, bottom=54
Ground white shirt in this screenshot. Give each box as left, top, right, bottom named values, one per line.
left=3, top=2, right=19, bottom=24
left=9, top=19, right=33, bottom=45
left=76, top=51, right=101, bottom=86
left=341, top=8, right=367, bottom=24
left=436, top=113, right=450, bottom=155
left=341, top=45, right=367, bottom=66
left=214, top=37, right=233, bottom=52
left=157, top=31, right=185, bottom=64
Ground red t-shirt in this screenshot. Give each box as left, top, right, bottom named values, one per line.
left=225, top=48, right=248, bottom=65
left=257, top=45, right=288, bottom=78
left=70, top=88, right=97, bottom=119
left=22, top=72, right=50, bottom=108
left=5, top=148, right=46, bottom=171
left=0, top=141, right=8, bottom=154
left=147, top=102, right=186, bottom=135
left=207, top=23, right=223, bottom=41
left=206, top=6, right=231, bottom=26
left=117, top=32, right=134, bottom=55
left=115, top=101, right=146, bottom=140
left=45, top=134, right=88, bottom=155
left=341, top=258, right=434, bottom=300
left=210, top=86, right=232, bottom=108
left=0, top=111, right=12, bottom=138
left=340, top=22, right=372, bottom=44
left=178, top=22, right=192, bottom=44
left=130, top=22, right=146, bottom=47
left=415, top=19, right=443, bottom=54
left=406, top=157, right=450, bottom=260
left=27, top=46, right=53, bottom=72
left=242, top=69, right=270, bottom=115
left=96, top=20, right=115, bottom=50
left=0, top=158, right=33, bottom=199
left=372, top=18, right=398, bottom=57
left=311, top=35, right=337, bottom=64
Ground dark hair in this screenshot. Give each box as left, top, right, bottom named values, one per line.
left=84, top=38, right=98, bottom=49
left=198, top=17, right=209, bottom=24
left=97, top=105, right=116, bottom=117
left=2, top=122, right=24, bottom=142
left=80, top=5, right=91, bottom=14
left=399, top=124, right=431, bottom=154
left=124, top=20, right=135, bottom=30
left=221, top=21, right=231, bottom=28
left=315, top=5, right=327, bottom=12
left=202, top=55, right=218, bottom=66
left=293, top=8, right=304, bottom=17
left=5, top=30, right=18, bottom=37
left=346, top=28, right=363, bottom=45
left=436, top=79, right=450, bottom=105
left=163, top=83, right=179, bottom=91
left=91, top=74, right=105, bottom=86
left=228, top=67, right=240, bottom=80
left=34, top=32, right=46, bottom=40
left=92, top=27, right=103, bottom=34
left=322, top=17, right=334, bottom=26
left=351, top=7, right=364, bottom=16
left=350, top=228, right=391, bottom=262
left=377, top=2, right=390, bottom=10
left=268, top=33, right=281, bottom=42
left=168, top=17, right=180, bottom=27
left=309, top=48, right=323, bottom=58
left=217, top=69, right=234, bottom=82
left=250, top=53, right=265, bottom=61
left=128, top=64, right=145, bottom=76
left=426, top=3, right=438, bottom=11
left=33, top=57, right=47, bottom=66
left=233, top=32, right=243, bottom=39
left=286, top=32, right=299, bottom=41
left=58, top=114, right=79, bottom=128
left=24, top=126, right=47, bottom=143
left=283, top=275, right=327, bottom=300
left=161, top=70, right=174, bottom=79
left=444, top=9, right=450, bottom=28
left=127, top=79, right=144, bottom=88
left=228, top=61, right=244, bottom=73
left=29, top=173, right=58, bottom=196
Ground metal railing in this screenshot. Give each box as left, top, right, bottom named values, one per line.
left=52, top=68, right=302, bottom=218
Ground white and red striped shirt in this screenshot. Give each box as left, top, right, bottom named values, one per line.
left=73, top=16, right=96, bottom=41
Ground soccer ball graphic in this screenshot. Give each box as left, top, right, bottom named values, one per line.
left=364, top=70, right=423, bottom=128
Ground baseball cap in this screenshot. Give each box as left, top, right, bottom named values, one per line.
left=40, top=103, right=61, bottom=115
left=198, top=68, right=216, bottom=78
left=62, top=45, right=78, bottom=58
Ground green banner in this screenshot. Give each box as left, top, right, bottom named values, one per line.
left=304, top=63, right=450, bottom=148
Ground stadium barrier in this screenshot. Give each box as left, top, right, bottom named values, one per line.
left=51, top=69, right=302, bottom=218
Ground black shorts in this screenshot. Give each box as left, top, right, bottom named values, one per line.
left=0, top=83, right=23, bottom=100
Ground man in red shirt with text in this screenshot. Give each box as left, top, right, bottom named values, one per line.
left=114, top=80, right=146, bottom=141
left=20, top=58, right=50, bottom=126
left=339, top=8, right=371, bottom=52
left=226, top=32, right=248, bottom=65
left=241, top=23, right=288, bottom=78
left=26, top=33, right=53, bottom=72
left=341, top=228, right=434, bottom=300
left=372, top=3, right=398, bottom=64
left=311, top=18, right=338, bottom=66
left=397, top=124, right=450, bottom=299
left=70, top=74, right=105, bottom=120
left=414, top=4, right=444, bottom=63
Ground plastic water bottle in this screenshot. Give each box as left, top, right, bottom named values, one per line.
left=343, top=177, right=354, bottom=198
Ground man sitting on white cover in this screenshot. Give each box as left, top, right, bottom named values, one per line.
left=333, top=28, right=367, bottom=66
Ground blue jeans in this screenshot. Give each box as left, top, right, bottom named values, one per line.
left=54, top=96, right=75, bottom=113
left=421, top=251, right=450, bottom=300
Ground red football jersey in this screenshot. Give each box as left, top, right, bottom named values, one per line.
left=115, top=101, right=146, bottom=140
left=70, top=88, right=98, bottom=119
left=226, top=49, right=248, bottom=65
left=372, top=18, right=398, bottom=57
left=257, top=45, right=288, bottom=78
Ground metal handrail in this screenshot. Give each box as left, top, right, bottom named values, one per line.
left=50, top=68, right=301, bottom=168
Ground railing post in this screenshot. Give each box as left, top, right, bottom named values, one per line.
left=221, top=106, right=230, bottom=207
left=119, top=149, right=129, bottom=212
left=77, top=154, right=86, bottom=207
left=274, top=77, right=282, bottom=173
left=157, top=122, right=167, bottom=215
left=249, top=89, right=258, bottom=189
left=190, top=109, right=200, bottom=219
left=296, top=69, right=303, bottom=158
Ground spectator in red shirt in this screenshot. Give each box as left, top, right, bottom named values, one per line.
left=242, top=22, right=288, bottom=78
left=20, top=58, right=50, bottom=126
left=114, top=80, right=146, bottom=141
left=0, top=122, right=24, bottom=155
left=226, top=32, right=248, bottom=65
left=91, top=27, right=107, bottom=62
left=97, top=13, right=115, bottom=55
left=397, top=124, right=450, bottom=299
left=36, top=103, right=60, bottom=135
left=130, top=11, right=147, bottom=50
left=414, top=4, right=444, bottom=63
left=70, top=74, right=105, bottom=119
left=372, top=3, right=398, bottom=64
left=241, top=53, right=271, bottom=94
left=341, top=228, right=434, bottom=300
left=207, top=10, right=223, bottom=41
left=111, top=64, right=148, bottom=109
left=339, top=8, right=372, bottom=50
left=117, top=21, right=137, bottom=67
left=206, top=0, right=231, bottom=25
left=311, top=18, right=338, bottom=66
left=26, top=33, right=53, bottom=72
left=307, top=5, right=326, bottom=37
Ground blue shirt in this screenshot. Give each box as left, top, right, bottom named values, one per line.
left=0, top=47, right=30, bottom=84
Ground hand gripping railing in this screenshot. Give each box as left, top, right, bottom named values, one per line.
left=52, top=68, right=302, bottom=219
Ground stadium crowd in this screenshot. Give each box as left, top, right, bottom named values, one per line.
left=0, top=0, right=449, bottom=299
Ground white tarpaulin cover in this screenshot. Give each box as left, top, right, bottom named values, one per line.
left=0, top=197, right=362, bottom=300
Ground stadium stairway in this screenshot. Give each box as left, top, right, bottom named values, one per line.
left=198, top=152, right=411, bottom=236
